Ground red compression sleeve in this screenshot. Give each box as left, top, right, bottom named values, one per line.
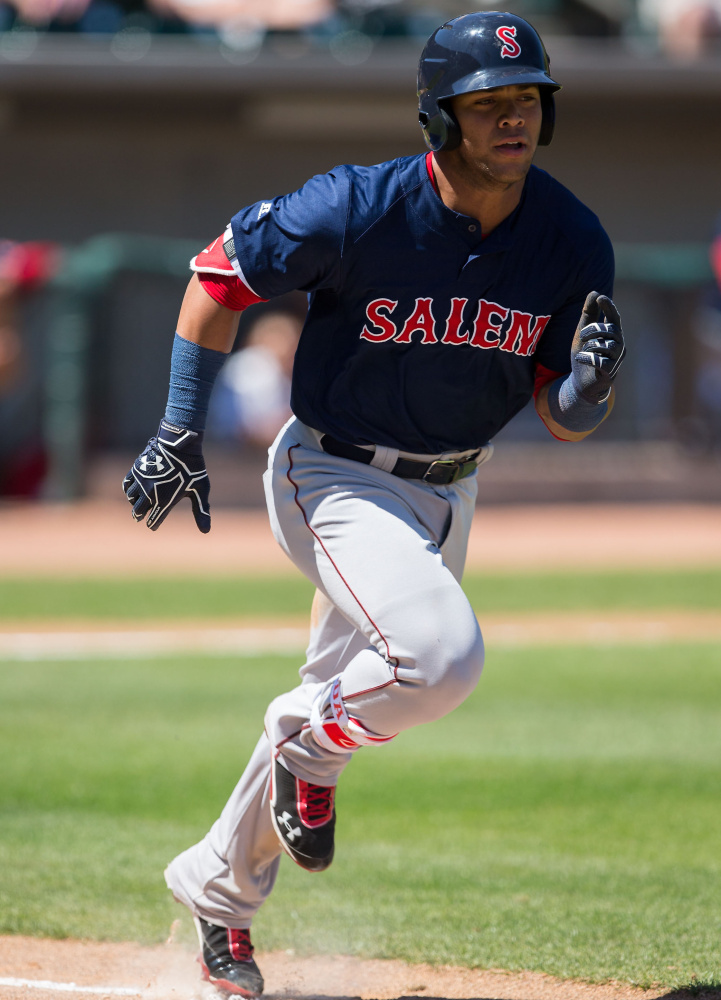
left=191, top=230, right=267, bottom=312
left=197, top=271, right=265, bottom=312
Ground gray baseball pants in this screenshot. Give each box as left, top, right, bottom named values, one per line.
left=165, top=417, right=485, bottom=927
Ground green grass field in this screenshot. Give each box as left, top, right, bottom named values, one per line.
left=0, top=568, right=720, bottom=619
left=1, top=569, right=720, bottom=991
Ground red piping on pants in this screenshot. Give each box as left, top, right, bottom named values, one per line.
left=285, top=442, right=399, bottom=681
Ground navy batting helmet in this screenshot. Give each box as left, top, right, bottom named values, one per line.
left=418, top=11, right=561, bottom=152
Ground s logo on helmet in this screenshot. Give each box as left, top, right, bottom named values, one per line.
left=496, top=25, right=521, bottom=58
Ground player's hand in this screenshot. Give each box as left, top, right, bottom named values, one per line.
left=571, top=292, right=626, bottom=403
left=122, top=419, right=211, bottom=533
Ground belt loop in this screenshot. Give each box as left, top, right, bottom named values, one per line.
left=370, top=445, right=400, bottom=474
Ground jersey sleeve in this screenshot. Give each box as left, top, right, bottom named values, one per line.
left=228, top=167, right=350, bottom=301
left=533, top=225, right=615, bottom=375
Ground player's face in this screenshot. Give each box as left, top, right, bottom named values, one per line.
left=449, top=84, right=542, bottom=187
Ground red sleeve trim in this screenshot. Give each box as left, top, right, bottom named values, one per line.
left=533, top=363, right=564, bottom=400
left=198, top=271, right=266, bottom=312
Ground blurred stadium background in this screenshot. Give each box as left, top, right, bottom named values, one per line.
left=2, top=0, right=721, bottom=507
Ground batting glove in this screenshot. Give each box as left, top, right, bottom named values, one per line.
left=122, top=419, right=211, bottom=533
left=571, top=292, right=626, bottom=403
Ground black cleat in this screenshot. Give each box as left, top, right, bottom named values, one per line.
left=196, top=917, right=264, bottom=998
left=270, top=756, right=335, bottom=872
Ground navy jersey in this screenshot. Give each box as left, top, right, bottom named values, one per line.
left=230, top=153, right=614, bottom=453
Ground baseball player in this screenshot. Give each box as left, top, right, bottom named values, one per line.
left=123, top=11, right=626, bottom=997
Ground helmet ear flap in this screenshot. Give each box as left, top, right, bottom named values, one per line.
left=419, top=103, right=461, bottom=152
left=538, top=89, right=556, bottom=146
left=439, top=105, right=461, bottom=151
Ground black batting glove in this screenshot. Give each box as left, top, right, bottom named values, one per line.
left=570, top=292, right=626, bottom=403
left=122, top=419, right=211, bottom=533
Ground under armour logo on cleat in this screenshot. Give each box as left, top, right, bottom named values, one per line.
left=278, top=811, right=301, bottom=842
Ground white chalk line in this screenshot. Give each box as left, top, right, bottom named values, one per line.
left=0, top=617, right=719, bottom=661
left=0, top=628, right=309, bottom=661
left=0, top=978, right=141, bottom=995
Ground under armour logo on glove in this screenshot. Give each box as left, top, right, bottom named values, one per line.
left=122, top=419, right=211, bottom=533
left=139, top=453, right=165, bottom=473
left=571, top=292, right=626, bottom=403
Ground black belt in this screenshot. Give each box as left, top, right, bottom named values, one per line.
left=320, top=434, right=479, bottom=486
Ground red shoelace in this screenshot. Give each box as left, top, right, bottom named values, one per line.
left=227, top=927, right=254, bottom=962
left=298, top=779, right=335, bottom=826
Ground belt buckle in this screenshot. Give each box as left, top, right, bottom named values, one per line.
left=422, top=459, right=461, bottom=485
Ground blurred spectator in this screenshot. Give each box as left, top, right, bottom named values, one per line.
left=0, top=265, right=22, bottom=397
left=637, top=0, right=721, bottom=56
left=148, top=0, right=332, bottom=33
left=0, top=0, right=334, bottom=34
left=5, top=0, right=90, bottom=26
left=0, top=0, right=623, bottom=41
left=678, top=215, right=721, bottom=452
left=690, top=215, right=721, bottom=449
left=0, top=239, right=59, bottom=498
left=209, top=310, right=301, bottom=449
left=711, top=215, right=721, bottom=291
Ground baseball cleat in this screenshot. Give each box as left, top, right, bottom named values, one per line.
left=195, top=917, right=264, bottom=998
left=270, top=756, right=335, bottom=872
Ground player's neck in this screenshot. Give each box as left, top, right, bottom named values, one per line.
left=431, top=152, right=527, bottom=236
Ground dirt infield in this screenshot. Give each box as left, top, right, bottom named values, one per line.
left=0, top=935, right=690, bottom=1000
left=1, top=501, right=720, bottom=576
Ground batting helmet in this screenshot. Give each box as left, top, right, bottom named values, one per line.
left=418, top=11, right=561, bottom=152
